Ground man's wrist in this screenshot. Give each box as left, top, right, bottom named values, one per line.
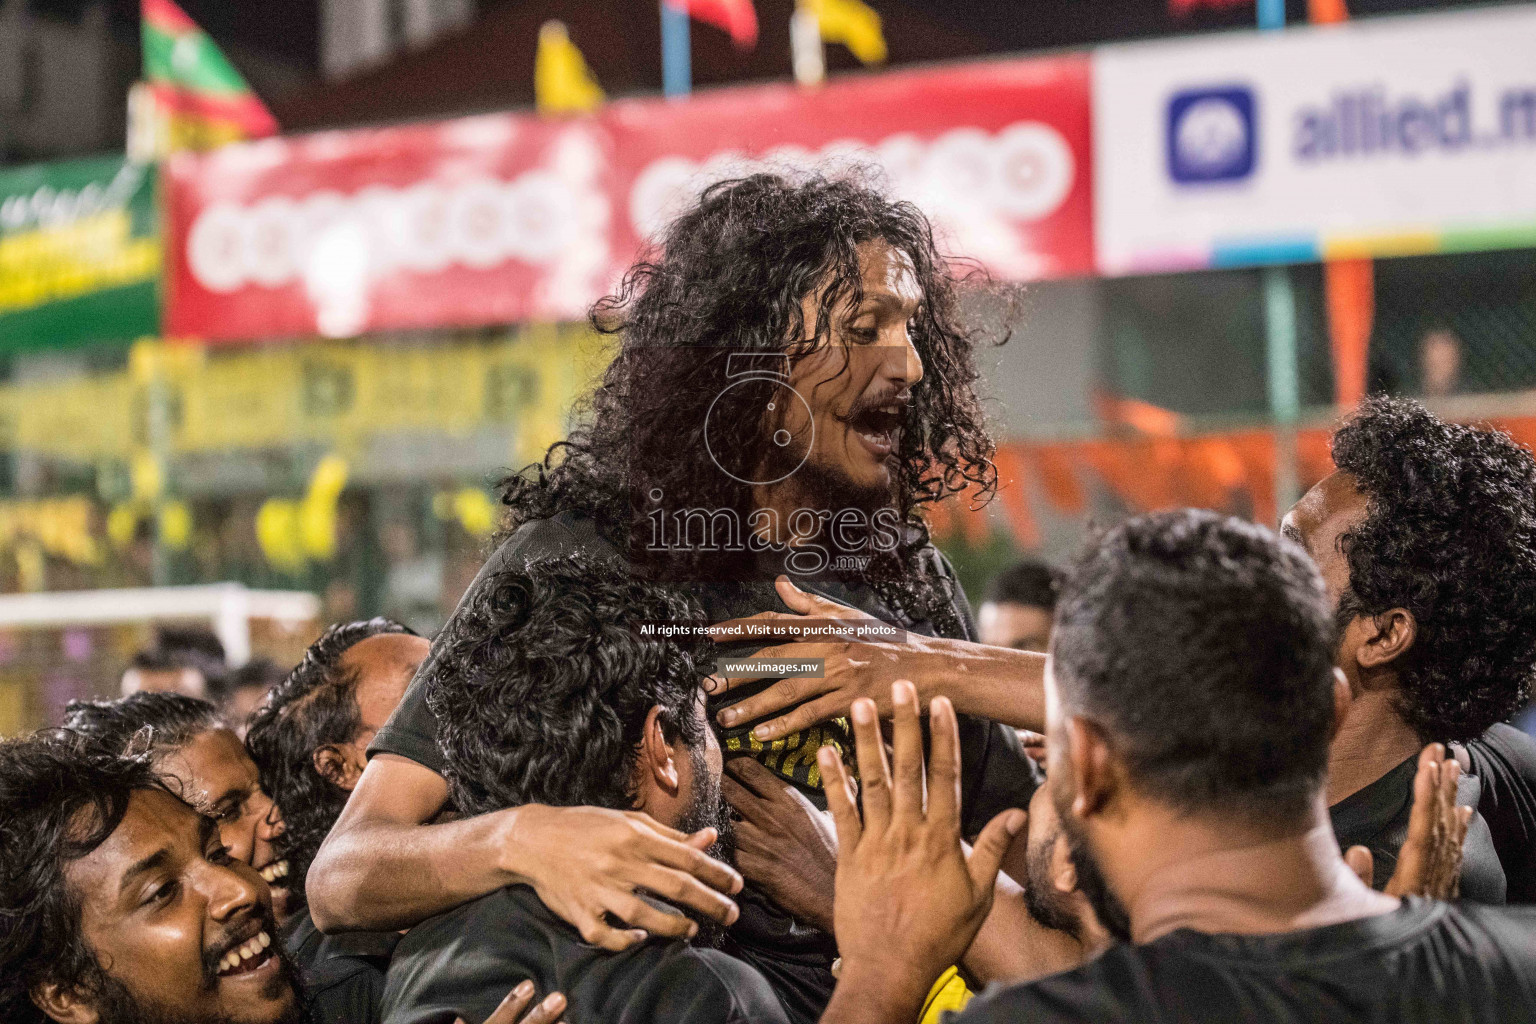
left=489, top=803, right=541, bottom=886
left=823, top=956, right=939, bottom=1024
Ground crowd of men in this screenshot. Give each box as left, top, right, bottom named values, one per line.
left=4, top=173, right=1536, bottom=1024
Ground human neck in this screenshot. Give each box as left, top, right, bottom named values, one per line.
left=1099, top=797, right=1397, bottom=945
left=1326, top=687, right=1423, bottom=805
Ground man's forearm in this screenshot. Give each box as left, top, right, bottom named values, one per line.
left=925, top=643, right=1046, bottom=733
left=307, top=807, right=519, bottom=932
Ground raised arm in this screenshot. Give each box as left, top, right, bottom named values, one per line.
left=306, top=753, right=743, bottom=948
left=708, top=577, right=1048, bottom=741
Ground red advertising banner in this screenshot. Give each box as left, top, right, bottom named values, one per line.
left=164, top=55, right=1092, bottom=342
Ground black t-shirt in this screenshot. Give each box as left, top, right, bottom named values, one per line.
left=1458, top=723, right=1536, bottom=904
left=956, top=898, right=1536, bottom=1024
left=1330, top=755, right=1506, bottom=904
left=379, top=884, right=791, bottom=1024
left=368, top=513, right=1039, bottom=1024
left=284, top=908, right=400, bottom=1024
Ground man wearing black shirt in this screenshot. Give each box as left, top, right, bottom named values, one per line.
left=245, top=619, right=428, bottom=1024
left=820, top=511, right=1536, bottom=1024
left=1281, top=397, right=1536, bottom=902
left=310, top=174, right=1042, bottom=1024
left=380, top=556, right=788, bottom=1024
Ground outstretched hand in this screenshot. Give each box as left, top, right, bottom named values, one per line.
left=506, top=804, right=742, bottom=951
left=1344, top=743, right=1471, bottom=899
left=818, top=681, right=1026, bottom=1024
left=454, top=980, right=566, bottom=1024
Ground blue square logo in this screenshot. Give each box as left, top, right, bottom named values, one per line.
left=1167, top=86, right=1257, bottom=184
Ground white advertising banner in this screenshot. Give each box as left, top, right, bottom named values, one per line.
left=1093, top=6, right=1536, bottom=276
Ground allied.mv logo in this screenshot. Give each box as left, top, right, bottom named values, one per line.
left=1166, top=86, right=1257, bottom=184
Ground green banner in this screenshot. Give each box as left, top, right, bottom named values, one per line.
left=0, top=156, right=160, bottom=351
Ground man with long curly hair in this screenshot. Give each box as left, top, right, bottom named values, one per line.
left=1282, top=396, right=1536, bottom=903
left=310, top=172, right=1051, bottom=1024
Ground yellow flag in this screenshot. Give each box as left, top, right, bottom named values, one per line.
left=803, top=0, right=886, bottom=65
left=535, top=20, right=605, bottom=114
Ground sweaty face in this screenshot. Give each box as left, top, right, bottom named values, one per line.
left=772, top=239, right=925, bottom=509
left=159, top=730, right=291, bottom=923
left=61, top=790, right=300, bottom=1024
left=332, top=633, right=431, bottom=782
left=978, top=601, right=1055, bottom=652
left=1020, top=786, right=1081, bottom=939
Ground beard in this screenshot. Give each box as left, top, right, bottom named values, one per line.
left=1054, top=810, right=1133, bottom=945
left=86, top=944, right=305, bottom=1024
left=671, top=745, right=737, bottom=949
left=1021, top=824, right=1084, bottom=942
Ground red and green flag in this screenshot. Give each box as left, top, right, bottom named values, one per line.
left=139, top=0, right=277, bottom=152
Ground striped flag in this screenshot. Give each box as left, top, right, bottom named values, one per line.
left=139, top=0, right=277, bottom=153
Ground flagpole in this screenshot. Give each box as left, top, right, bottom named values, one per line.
left=661, top=0, right=691, bottom=97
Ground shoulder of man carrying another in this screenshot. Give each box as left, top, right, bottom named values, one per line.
left=381, top=885, right=790, bottom=1024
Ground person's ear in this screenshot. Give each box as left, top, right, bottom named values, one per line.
left=637, top=705, right=682, bottom=799
left=31, top=981, right=99, bottom=1024
left=1328, top=668, right=1353, bottom=743
left=1063, top=715, right=1116, bottom=820
left=313, top=745, right=363, bottom=792
left=1356, top=608, right=1416, bottom=670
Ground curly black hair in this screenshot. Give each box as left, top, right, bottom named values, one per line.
left=61, top=691, right=222, bottom=760
left=1053, top=509, right=1337, bottom=824
left=499, top=172, right=1000, bottom=630
left=425, top=554, right=716, bottom=818
left=1331, top=395, right=1536, bottom=742
left=244, top=618, right=412, bottom=905
left=0, top=736, right=167, bottom=1024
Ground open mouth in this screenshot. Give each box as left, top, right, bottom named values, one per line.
left=846, top=405, right=905, bottom=457
left=258, top=860, right=289, bottom=885
left=214, top=930, right=274, bottom=979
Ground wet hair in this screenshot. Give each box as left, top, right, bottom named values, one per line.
left=0, top=736, right=167, bottom=1024
left=61, top=691, right=222, bottom=760
left=244, top=618, right=412, bottom=903
left=1331, top=396, right=1536, bottom=741
left=499, top=172, right=1001, bottom=631
left=983, top=558, right=1063, bottom=611
left=1052, top=509, right=1337, bottom=824
left=426, top=555, right=715, bottom=817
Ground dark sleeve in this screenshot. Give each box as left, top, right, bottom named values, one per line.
left=1466, top=725, right=1536, bottom=903
left=367, top=517, right=595, bottom=773
left=305, top=962, right=387, bottom=1024
left=926, top=548, right=1041, bottom=837
left=673, top=951, right=794, bottom=1024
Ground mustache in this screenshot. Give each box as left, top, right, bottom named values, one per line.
left=844, top=389, right=913, bottom=419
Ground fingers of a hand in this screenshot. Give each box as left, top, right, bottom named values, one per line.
left=776, top=575, right=827, bottom=614
left=748, top=695, right=851, bottom=744
left=820, top=745, right=863, bottom=853
left=1344, top=846, right=1375, bottom=890
left=850, top=697, right=892, bottom=831
left=517, top=993, right=567, bottom=1024
left=725, top=755, right=781, bottom=792
left=610, top=891, right=701, bottom=941
left=478, top=980, right=535, bottom=1024
left=1402, top=750, right=1439, bottom=854
left=889, top=681, right=926, bottom=821
left=926, top=695, right=962, bottom=829
left=969, top=809, right=1027, bottom=893
left=717, top=676, right=829, bottom=729
left=628, top=813, right=692, bottom=843
left=642, top=833, right=742, bottom=895
left=577, top=913, right=646, bottom=952
left=635, top=865, right=740, bottom=925
left=722, top=774, right=769, bottom=819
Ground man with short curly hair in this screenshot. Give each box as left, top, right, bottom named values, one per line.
left=1282, top=395, right=1536, bottom=902
left=380, top=555, right=789, bottom=1024
left=245, top=617, right=427, bottom=1024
